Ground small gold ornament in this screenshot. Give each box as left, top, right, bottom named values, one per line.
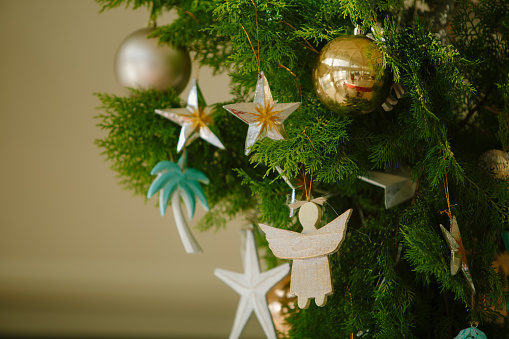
left=478, top=149, right=509, bottom=179
left=490, top=247, right=509, bottom=324
left=114, top=27, right=191, bottom=93
left=266, top=275, right=296, bottom=337
left=312, top=35, right=391, bottom=115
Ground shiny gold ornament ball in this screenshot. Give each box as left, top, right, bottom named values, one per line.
left=266, top=275, right=296, bottom=336
left=114, top=27, right=191, bottom=93
left=312, top=35, right=391, bottom=115
left=478, top=149, right=509, bottom=179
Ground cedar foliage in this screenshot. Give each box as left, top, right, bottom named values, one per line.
left=95, top=0, right=509, bottom=337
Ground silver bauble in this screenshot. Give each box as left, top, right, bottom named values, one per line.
left=312, top=35, right=391, bottom=115
left=114, top=27, right=191, bottom=93
left=478, top=149, right=509, bottom=179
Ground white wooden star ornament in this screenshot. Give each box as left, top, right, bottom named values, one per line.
left=223, top=71, right=300, bottom=155
left=155, top=79, right=225, bottom=152
left=214, top=229, right=290, bottom=339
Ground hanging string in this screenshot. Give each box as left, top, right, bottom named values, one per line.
left=470, top=292, right=477, bottom=325
left=185, top=11, right=199, bottom=24
left=239, top=0, right=262, bottom=76
left=185, top=11, right=202, bottom=81
left=180, top=148, right=188, bottom=172
left=250, top=0, right=260, bottom=69
left=440, top=174, right=454, bottom=219
left=301, top=127, right=316, bottom=151
left=301, top=172, right=314, bottom=202
left=278, top=63, right=302, bottom=102
left=346, top=284, right=354, bottom=339
left=302, top=171, right=309, bottom=201
left=240, top=24, right=261, bottom=76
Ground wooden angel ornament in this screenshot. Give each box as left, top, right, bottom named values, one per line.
left=260, top=202, right=352, bottom=309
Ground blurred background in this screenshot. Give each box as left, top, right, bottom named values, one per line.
left=0, top=0, right=265, bottom=337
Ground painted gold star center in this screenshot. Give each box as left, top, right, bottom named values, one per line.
left=252, top=103, right=283, bottom=132
left=454, top=236, right=469, bottom=261
left=180, top=108, right=213, bottom=132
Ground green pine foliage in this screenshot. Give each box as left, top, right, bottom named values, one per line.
left=95, top=87, right=260, bottom=229
left=95, top=0, right=509, bottom=337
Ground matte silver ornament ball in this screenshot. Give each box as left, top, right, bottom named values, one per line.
left=478, top=149, right=509, bottom=179
left=313, top=35, right=391, bottom=115
left=114, top=27, right=191, bottom=93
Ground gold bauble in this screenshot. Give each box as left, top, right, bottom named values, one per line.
left=490, top=248, right=509, bottom=324
left=478, top=149, right=509, bottom=179
left=312, top=35, right=391, bottom=115
left=266, top=275, right=296, bottom=336
left=114, top=28, right=191, bottom=93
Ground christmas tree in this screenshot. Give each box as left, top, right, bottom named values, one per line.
left=94, top=0, right=509, bottom=337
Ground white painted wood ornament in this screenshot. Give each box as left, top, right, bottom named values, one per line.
left=260, top=202, right=352, bottom=309
left=214, top=229, right=290, bottom=339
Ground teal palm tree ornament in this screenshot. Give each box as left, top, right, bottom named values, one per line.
left=147, top=155, right=210, bottom=254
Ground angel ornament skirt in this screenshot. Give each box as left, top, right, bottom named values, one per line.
left=291, top=255, right=332, bottom=309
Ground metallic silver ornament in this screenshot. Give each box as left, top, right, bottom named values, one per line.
left=478, top=149, right=509, bottom=180
left=223, top=72, right=300, bottom=155
left=358, top=165, right=416, bottom=209
left=440, top=216, right=476, bottom=295
left=155, top=79, right=225, bottom=152
left=312, top=35, right=391, bottom=115
left=114, top=27, right=191, bottom=93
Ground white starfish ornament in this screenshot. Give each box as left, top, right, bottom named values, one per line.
left=155, top=79, right=225, bottom=152
left=223, top=72, right=300, bottom=155
left=214, top=229, right=290, bottom=339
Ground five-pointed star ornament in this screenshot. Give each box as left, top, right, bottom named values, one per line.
left=215, top=229, right=290, bottom=339
left=440, top=216, right=476, bottom=294
left=155, top=79, right=225, bottom=152
left=223, top=71, right=300, bottom=155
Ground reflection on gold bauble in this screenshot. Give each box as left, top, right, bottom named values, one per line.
left=267, top=275, right=296, bottom=337
left=114, top=27, right=191, bottom=93
left=312, top=35, right=391, bottom=115
left=478, top=149, right=509, bottom=179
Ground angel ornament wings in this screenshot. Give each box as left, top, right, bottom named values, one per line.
left=260, top=201, right=352, bottom=309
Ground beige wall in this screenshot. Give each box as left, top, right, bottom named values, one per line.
left=0, top=1, right=264, bottom=337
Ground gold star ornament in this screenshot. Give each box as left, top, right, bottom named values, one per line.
left=155, top=79, right=225, bottom=152
left=223, top=72, right=300, bottom=155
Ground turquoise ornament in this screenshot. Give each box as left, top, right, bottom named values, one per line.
left=147, top=155, right=210, bottom=254
left=147, top=158, right=210, bottom=218
left=453, top=326, right=487, bottom=339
